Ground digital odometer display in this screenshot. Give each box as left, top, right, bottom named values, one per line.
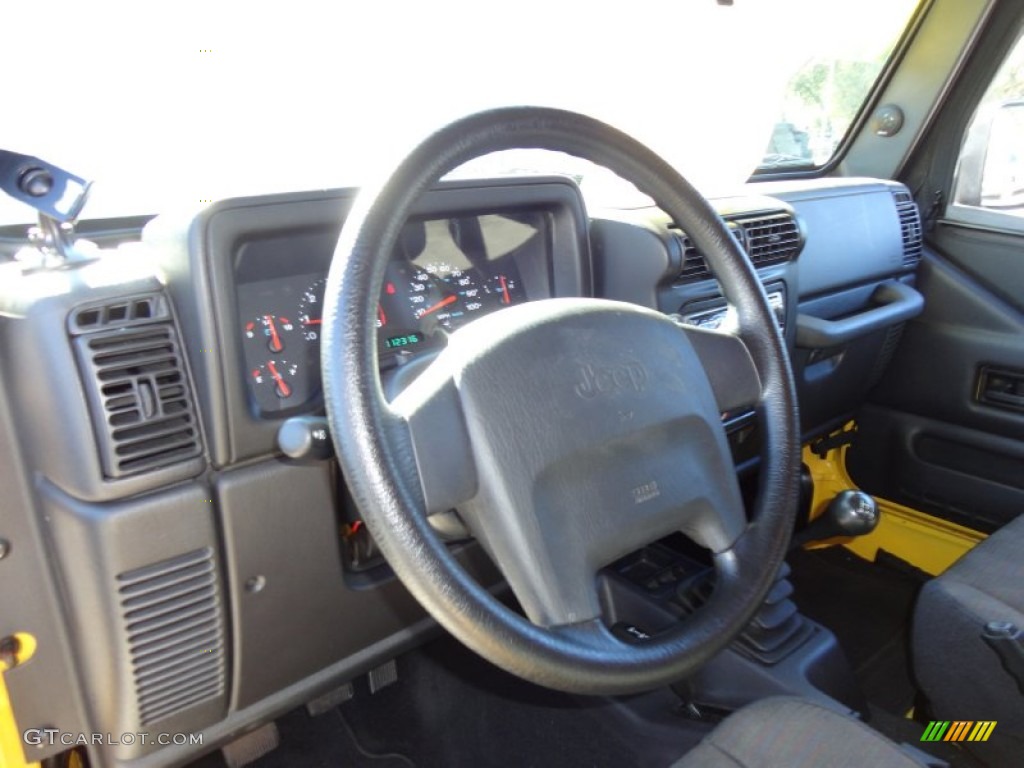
left=384, top=332, right=424, bottom=350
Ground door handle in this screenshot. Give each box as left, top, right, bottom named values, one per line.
left=977, top=366, right=1024, bottom=413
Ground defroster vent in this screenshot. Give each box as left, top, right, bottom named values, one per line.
left=73, top=305, right=201, bottom=478
left=892, top=188, right=923, bottom=268
left=118, top=548, right=226, bottom=725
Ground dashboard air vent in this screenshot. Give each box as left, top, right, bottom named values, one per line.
left=675, top=225, right=744, bottom=283
left=74, top=317, right=201, bottom=478
left=118, top=548, right=226, bottom=725
left=892, top=189, right=923, bottom=268
left=741, top=213, right=801, bottom=267
left=677, top=234, right=711, bottom=281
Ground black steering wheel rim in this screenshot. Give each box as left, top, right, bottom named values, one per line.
left=322, top=107, right=800, bottom=695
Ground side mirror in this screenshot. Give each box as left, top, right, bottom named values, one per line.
left=955, top=99, right=1024, bottom=210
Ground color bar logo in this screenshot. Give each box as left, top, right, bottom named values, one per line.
left=921, top=721, right=997, bottom=742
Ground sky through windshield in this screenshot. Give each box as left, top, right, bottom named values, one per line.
left=1, top=0, right=918, bottom=224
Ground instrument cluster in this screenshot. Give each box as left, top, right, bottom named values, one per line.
left=235, top=212, right=541, bottom=415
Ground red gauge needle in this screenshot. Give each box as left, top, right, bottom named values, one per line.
left=264, top=315, right=284, bottom=352
left=302, top=318, right=322, bottom=326
left=377, top=304, right=387, bottom=327
left=500, top=275, right=511, bottom=305
left=419, top=294, right=457, bottom=317
left=267, top=360, right=291, bottom=398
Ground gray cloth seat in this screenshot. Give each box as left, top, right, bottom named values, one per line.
left=673, top=696, right=927, bottom=767
left=913, top=513, right=1024, bottom=766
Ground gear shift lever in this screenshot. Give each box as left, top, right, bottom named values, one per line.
left=790, top=489, right=879, bottom=551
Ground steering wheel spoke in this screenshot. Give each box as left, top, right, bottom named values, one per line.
left=391, top=357, right=478, bottom=517
left=682, top=324, right=763, bottom=415
left=470, top=523, right=607, bottom=628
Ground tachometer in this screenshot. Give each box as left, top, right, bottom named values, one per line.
left=301, top=275, right=390, bottom=338
left=297, top=277, right=326, bottom=341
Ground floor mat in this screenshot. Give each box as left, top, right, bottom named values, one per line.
left=336, top=637, right=709, bottom=768
left=184, top=707, right=411, bottom=768
left=233, top=635, right=711, bottom=768
left=787, top=546, right=925, bottom=715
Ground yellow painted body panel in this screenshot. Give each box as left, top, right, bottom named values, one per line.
left=803, top=427, right=986, bottom=576
left=0, top=634, right=39, bottom=768
left=842, top=498, right=987, bottom=576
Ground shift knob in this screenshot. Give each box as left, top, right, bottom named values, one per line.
left=825, top=489, right=879, bottom=536
left=791, top=490, right=879, bottom=550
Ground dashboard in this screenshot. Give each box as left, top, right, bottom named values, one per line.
left=0, top=172, right=924, bottom=767
left=235, top=210, right=545, bottom=414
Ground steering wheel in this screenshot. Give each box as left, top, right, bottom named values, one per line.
left=322, top=107, right=799, bottom=695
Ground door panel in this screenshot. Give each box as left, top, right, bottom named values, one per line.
left=847, top=240, right=1024, bottom=533
left=850, top=405, right=1024, bottom=532
left=931, top=224, right=1024, bottom=314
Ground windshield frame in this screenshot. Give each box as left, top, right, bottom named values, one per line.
left=750, top=0, right=932, bottom=182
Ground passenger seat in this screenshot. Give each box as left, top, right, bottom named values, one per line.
left=913, top=514, right=1024, bottom=765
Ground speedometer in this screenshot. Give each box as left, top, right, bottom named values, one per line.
left=406, top=263, right=486, bottom=331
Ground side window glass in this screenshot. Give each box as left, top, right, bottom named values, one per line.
left=952, top=34, right=1024, bottom=219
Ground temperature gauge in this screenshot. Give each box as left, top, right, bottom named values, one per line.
left=484, top=274, right=524, bottom=308
left=244, top=315, right=296, bottom=352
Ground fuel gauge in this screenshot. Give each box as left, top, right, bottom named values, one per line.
left=250, top=359, right=300, bottom=412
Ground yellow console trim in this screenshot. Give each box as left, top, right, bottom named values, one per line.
left=0, top=633, right=40, bottom=768
left=802, top=427, right=986, bottom=576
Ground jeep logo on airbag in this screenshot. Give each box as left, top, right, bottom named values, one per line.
left=573, top=363, right=648, bottom=398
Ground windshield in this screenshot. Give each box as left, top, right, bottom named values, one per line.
left=1, top=0, right=919, bottom=225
